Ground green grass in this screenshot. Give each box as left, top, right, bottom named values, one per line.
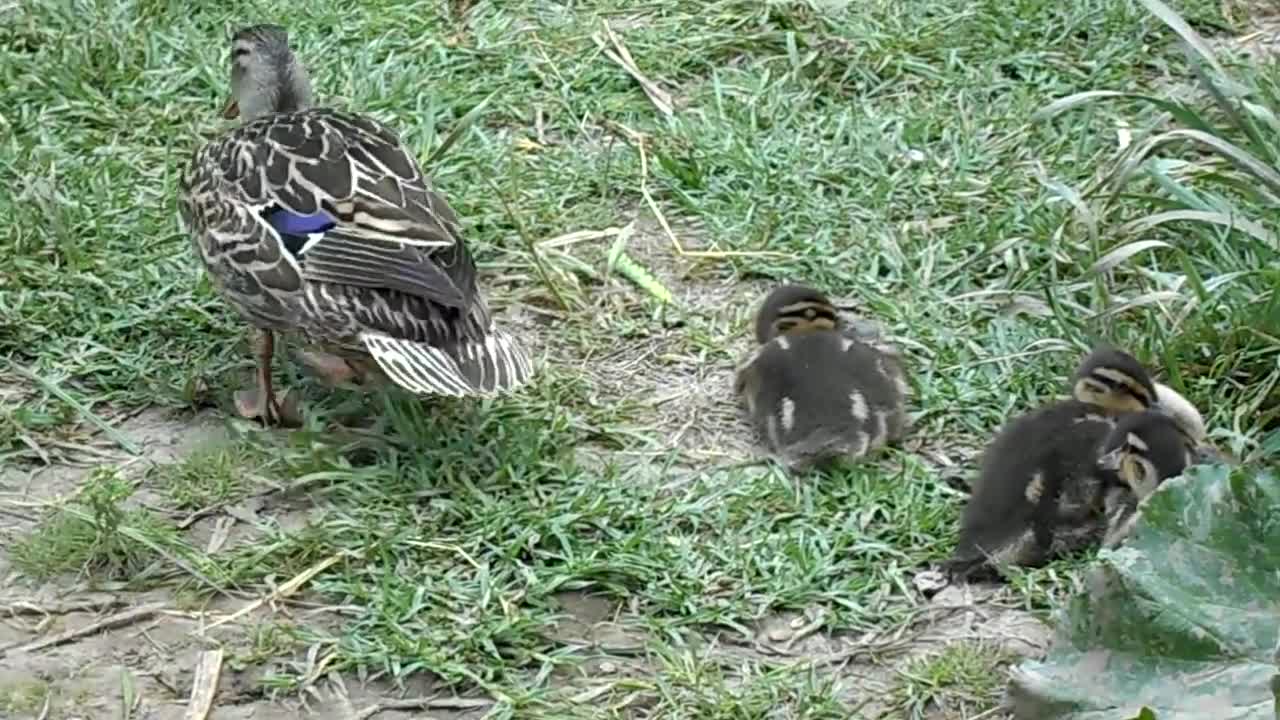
left=893, top=642, right=1014, bottom=718
left=0, top=680, right=50, bottom=715
left=155, top=443, right=254, bottom=509
left=8, top=468, right=189, bottom=583
left=2, top=0, right=1276, bottom=716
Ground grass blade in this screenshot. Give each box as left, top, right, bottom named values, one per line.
left=1090, top=239, right=1173, bottom=275
left=1120, top=209, right=1278, bottom=249
left=1134, top=0, right=1227, bottom=77
left=425, top=90, right=497, bottom=168
left=1119, top=129, right=1280, bottom=197
left=11, top=365, right=142, bottom=456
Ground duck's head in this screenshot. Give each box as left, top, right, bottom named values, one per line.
left=1097, top=410, right=1190, bottom=500
left=1070, top=346, right=1157, bottom=415
left=223, top=24, right=313, bottom=121
left=753, top=284, right=839, bottom=344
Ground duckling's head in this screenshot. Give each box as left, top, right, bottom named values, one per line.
left=1071, top=346, right=1157, bottom=415
left=224, top=24, right=313, bottom=121
left=1097, top=410, right=1189, bottom=500
left=753, top=284, right=839, bottom=344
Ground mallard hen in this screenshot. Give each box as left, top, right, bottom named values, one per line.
left=178, top=24, right=533, bottom=424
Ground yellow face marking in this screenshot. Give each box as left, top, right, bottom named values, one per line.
left=771, top=300, right=838, bottom=337
left=1074, top=377, right=1147, bottom=414
left=1119, top=454, right=1160, bottom=498
left=1092, top=367, right=1153, bottom=406
left=778, top=300, right=836, bottom=317
left=1125, top=431, right=1149, bottom=454
left=772, top=316, right=836, bottom=336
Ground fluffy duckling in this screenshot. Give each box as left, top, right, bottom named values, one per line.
left=943, top=346, right=1159, bottom=581
left=733, top=285, right=910, bottom=471
left=1096, top=409, right=1193, bottom=549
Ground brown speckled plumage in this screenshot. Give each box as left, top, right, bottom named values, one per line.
left=179, top=25, right=532, bottom=420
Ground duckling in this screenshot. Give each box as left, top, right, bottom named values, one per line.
left=942, top=346, right=1159, bottom=581
left=178, top=25, right=533, bottom=425
left=733, top=284, right=910, bottom=471
left=1096, top=409, right=1193, bottom=549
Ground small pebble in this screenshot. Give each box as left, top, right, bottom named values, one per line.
left=599, top=661, right=617, bottom=674
left=767, top=627, right=792, bottom=642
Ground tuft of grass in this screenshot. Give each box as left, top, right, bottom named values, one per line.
left=893, top=642, right=1014, bottom=719
left=1033, top=0, right=1280, bottom=458
left=10, top=468, right=191, bottom=584
left=155, top=444, right=254, bottom=510
left=642, top=646, right=850, bottom=719
left=0, top=680, right=50, bottom=715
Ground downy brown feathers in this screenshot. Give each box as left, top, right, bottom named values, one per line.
left=943, top=346, right=1161, bottom=581
left=735, top=285, right=909, bottom=471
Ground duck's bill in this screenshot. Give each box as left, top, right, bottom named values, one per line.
left=222, top=97, right=240, bottom=119
left=1097, top=446, right=1123, bottom=471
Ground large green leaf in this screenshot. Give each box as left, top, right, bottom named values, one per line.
left=1007, top=463, right=1280, bottom=720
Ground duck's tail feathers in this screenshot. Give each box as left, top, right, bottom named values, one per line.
left=360, top=328, right=535, bottom=398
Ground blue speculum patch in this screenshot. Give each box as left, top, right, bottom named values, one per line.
left=266, top=208, right=337, bottom=236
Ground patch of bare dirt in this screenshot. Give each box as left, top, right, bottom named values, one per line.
left=0, top=409, right=492, bottom=720
left=1210, top=0, right=1280, bottom=59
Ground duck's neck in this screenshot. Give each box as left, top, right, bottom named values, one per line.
left=273, top=61, right=312, bottom=113
left=242, top=61, right=312, bottom=119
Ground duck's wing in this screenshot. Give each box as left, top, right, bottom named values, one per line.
left=210, top=108, right=476, bottom=309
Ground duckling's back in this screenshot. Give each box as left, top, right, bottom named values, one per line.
left=739, top=330, right=908, bottom=469
left=948, top=400, right=1114, bottom=577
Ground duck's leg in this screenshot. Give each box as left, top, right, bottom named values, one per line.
left=234, top=329, right=284, bottom=424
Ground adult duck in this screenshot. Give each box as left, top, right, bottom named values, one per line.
left=178, top=25, right=533, bottom=424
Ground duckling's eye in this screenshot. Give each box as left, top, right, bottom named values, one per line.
left=1121, top=455, right=1160, bottom=497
